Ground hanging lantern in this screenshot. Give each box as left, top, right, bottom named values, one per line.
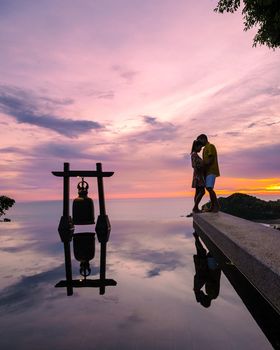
left=72, top=178, right=95, bottom=225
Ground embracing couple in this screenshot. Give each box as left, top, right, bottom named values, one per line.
left=191, top=134, right=220, bottom=213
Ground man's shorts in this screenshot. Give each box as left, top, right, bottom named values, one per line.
left=205, top=174, right=216, bottom=189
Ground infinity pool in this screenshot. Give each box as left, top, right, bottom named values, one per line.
left=0, top=198, right=275, bottom=349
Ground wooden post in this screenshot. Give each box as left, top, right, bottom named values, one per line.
left=96, top=162, right=106, bottom=216
left=100, top=242, right=107, bottom=295
left=63, top=162, right=73, bottom=296
left=96, top=162, right=107, bottom=294
left=63, top=162, right=70, bottom=218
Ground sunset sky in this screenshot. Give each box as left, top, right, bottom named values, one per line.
left=0, top=0, right=279, bottom=201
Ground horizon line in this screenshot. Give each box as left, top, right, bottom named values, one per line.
left=12, top=190, right=280, bottom=203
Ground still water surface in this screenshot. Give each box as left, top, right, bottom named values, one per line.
left=0, top=198, right=274, bottom=349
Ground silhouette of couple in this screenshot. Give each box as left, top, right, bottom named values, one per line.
left=191, top=134, right=220, bottom=213
left=193, top=232, right=221, bottom=308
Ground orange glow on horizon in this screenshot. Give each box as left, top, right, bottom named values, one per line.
left=13, top=188, right=280, bottom=203
left=6, top=176, right=280, bottom=202
left=265, top=184, right=280, bottom=191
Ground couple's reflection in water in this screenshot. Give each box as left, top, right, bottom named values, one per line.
left=192, top=229, right=280, bottom=349
left=193, top=232, right=221, bottom=308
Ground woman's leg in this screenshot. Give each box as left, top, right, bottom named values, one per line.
left=193, top=188, right=205, bottom=212
left=194, top=188, right=199, bottom=203
left=193, top=188, right=199, bottom=211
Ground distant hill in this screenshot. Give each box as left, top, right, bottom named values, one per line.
left=203, top=193, right=280, bottom=221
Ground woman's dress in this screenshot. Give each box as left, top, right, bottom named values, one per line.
left=191, top=152, right=205, bottom=188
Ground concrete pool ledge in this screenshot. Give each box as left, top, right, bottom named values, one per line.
left=193, top=212, right=280, bottom=314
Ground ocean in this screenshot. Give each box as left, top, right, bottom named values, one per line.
left=0, top=197, right=274, bottom=349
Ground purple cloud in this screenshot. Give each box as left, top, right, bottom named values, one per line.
left=0, top=146, right=24, bottom=153
left=124, top=115, right=178, bottom=144
left=220, top=143, right=280, bottom=178
left=33, top=142, right=116, bottom=161
left=0, top=86, right=103, bottom=138
left=112, top=65, right=138, bottom=83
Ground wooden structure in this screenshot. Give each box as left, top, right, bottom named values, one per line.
left=52, top=162, right=116, bottom=296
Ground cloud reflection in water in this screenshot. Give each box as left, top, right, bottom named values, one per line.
left=0, top=201, right=273, bottom=350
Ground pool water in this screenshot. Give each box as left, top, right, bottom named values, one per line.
left=0, top=198, right=275, bottom=349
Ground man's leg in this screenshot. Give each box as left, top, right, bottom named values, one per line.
left=206, top=187, right=219, bottom=212
left=205, top=175, right=219, bottom=212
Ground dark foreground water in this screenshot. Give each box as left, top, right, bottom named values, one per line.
left=0, top=198, right=276, bottom=349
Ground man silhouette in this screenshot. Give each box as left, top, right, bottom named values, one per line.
left=197, top=134, right=220, bottom=212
